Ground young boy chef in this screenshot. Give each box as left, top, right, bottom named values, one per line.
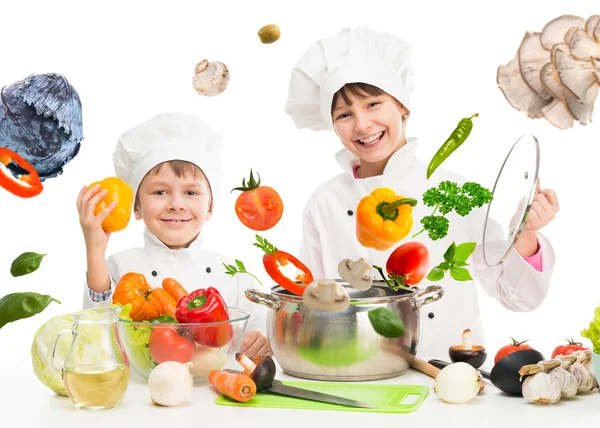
left=77, top=112, right=270, bottom=358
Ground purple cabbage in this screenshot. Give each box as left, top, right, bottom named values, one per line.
left=0, top=73, right=83, bottom=181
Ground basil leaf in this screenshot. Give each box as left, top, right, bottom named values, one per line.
left=443, top=242, right=456, bottom=264
left=439, top=262, right=451, bottom=270
left=368, top=308, right=405, bottom=338
left=426, top=268, right=445, bottom=282
left=456, top=261, right=469, bottom=267
left=454, top=242, right=477, bottom=263
left=0, top=292, right=61, bottom=329
left=149, top=314, right=177, bottom=324
left=10, top=252, right=46, bottom=277
left=450, top=267, right=473, bottom=281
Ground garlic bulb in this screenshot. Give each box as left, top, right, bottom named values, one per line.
left=192, top=59, right=230, bottom=96
left=568, top=362, right=595, bottom=393
left=548, top=367, right=578, bottom=398
left=583, top=359, right=599, bottom=390
left=148, top=361, right=194, bottom=406
left=522, top=373, right=561, bottom=404
left=434, top=362, right=482, bottom=404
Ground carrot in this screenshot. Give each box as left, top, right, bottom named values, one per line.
left=151, top=288, right=177, bottom=318
left=162, top=278, right=188, bottom=303
left=209, top=370, right=257, bottom=402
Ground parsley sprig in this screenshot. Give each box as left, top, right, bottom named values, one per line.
left=253, top=234, right=278, bottom=255
left=413, top=181, right=493, bottom=241
left=223, top=259, right=263, bottom=285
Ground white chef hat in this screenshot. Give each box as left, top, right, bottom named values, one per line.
left=113, top=112, right=223, bottom=201
left=284, top=26, right=415, bottom=131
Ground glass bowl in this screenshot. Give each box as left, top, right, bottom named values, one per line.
left=117, top=307, right=249, bottom=383
left=592, top=351, right=600, bottom=387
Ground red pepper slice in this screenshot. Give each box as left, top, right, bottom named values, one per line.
left=0, top=148, right=43, bottom=198
left=263, top=251, right=313, bottom=295
left=175, top=287, right=233, bottom=348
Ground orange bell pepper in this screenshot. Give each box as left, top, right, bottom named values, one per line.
left=356, top=188, right=417, bottom=251
left=88, top=177, right=133, bottom=233
left=112, top=272, right=162, bottom=321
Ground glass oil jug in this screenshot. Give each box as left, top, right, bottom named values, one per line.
left=50, top=306, right=130, bottom=410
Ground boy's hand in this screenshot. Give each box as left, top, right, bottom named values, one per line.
left=240, top=330, right=272, bottom=360
left=76, top=184, right=116, bottom=254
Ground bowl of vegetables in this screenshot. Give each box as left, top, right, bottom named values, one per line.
left=113, top=274, right=249, bottom=383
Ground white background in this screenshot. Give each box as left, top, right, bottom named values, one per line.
left=0, top=0, right=598, bottom=416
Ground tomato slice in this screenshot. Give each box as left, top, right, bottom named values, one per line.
left=263, top=251, right=313, bottom=295
left=235, top=185, right=283, bottom=231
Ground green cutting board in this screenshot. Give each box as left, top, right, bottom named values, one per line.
left=214, top=381, right=429, bottom=413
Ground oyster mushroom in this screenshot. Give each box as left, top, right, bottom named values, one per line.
left=192, top=59, right=230, bottom=97
left=540, top=62, right=575, bottom=129
left=570, top=29, right=600, bottom=61
left=540, top=14, right=586, bottom=50
left=564, top=27, right=579, bottom=46
left=338, top=258, right=373, bottom=291
left=518, top=32, right=552, bottom=100
left=497, top=58, right=552, bottom=118
left=595, top=22, right=600, bottom=44
left=586, top=15, right=600, bottom=38
left=302, top=279, right=350, bottom=313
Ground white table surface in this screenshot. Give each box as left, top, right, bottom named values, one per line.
left=3, top=359, right=598, bottom=427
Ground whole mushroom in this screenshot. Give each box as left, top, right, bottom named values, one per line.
left=302, top=279, right=350, bottom=313
left=192, top=59, right=230, bottom=97
left=236, top=353, right=276, bottom=393
left=337, top=258, right=373, bottom=291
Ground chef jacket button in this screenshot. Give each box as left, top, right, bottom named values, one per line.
left=428, top=312, right=434, bottom=319
left=347, top=209, right=353, bottom=216
left=206, top=267, right=212, bottom=273
left=151, top=271, right=157, bottom=277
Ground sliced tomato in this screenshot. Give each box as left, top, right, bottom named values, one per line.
left=233, top=170, right=283, bottom=231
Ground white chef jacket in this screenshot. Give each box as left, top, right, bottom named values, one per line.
left=299, top=137, right=555, bottom=361
left=82, top=228, right=267, bottom=335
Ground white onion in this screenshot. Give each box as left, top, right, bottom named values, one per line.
left=189, top=345, right=227, bottom=379
left=434, top=362, right=482, bottom=404
left=148, top=361, right=194, bottom=406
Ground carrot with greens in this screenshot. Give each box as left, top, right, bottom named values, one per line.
left=162, top=278, right=188, bottom=303
left=209, top=370, right=257, bottom=402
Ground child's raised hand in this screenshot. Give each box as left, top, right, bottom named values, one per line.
left=76, top=184, right=116, bottom=254
left=239, top=330, right=272, bottom=360
left=523, top=178, right=559, bottom=232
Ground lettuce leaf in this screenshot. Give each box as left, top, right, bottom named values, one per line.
left=117, top=303, right=157, bottom=374
left=581, top=306, right=600, bottom=354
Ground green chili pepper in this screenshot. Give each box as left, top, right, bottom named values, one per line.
left=10, top=252, right=46, bottom=277
left=368, top=307, right=405, bottom=338
left=426, top=113, right=479, bottom=179
left=0, top=292, right=61, bottom=329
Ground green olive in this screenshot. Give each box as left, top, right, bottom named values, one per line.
left=258, top=24, right=280, bottom=44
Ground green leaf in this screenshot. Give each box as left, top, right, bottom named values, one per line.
left=10, top=252, right=46, bottom=277
left=235, top=259, right=246, bottom=272
left=456, top=261, right=469, bottom=267
left=426, top=268, right=445, bottom=282
left=443, top=242, right=456, bottom=263
left=149, top=314, right=177, bottom=324
left=439, top=262, right=451, bottom=270
left=454, top=242, right=477, bottom=263
left=450, top=268, right=473, bottom=281
left=368, top=308, right=405, bottom=338
left=0, top=292, right=61, bottom=329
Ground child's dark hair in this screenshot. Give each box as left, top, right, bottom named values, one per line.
left=331, top=82, right=386, bottom=116
left=134, top=160, right=213, bottom=211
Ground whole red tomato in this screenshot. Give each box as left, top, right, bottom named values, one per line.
left=551, top=338, right=588, bottom=359
left=385, top=242, right=430, bottom=287
left=494, top=337, right=534, bottom=364
left=148, top=327, right=195, bottom=364
left=233, top=169, right=283, bottom=231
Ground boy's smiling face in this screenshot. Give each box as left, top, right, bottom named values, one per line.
left=332, top=90, right=408, bottom=168
left=134, top=162, right=212, bottom=249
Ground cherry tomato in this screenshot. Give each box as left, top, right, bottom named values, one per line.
left=233, top=169, right=283, bottom=231
left=551, top=338, right=588, bottom=359
left=494, top=337, right=534, bottom=364
left=148, top=327, right=195, bottom=364
left=385, top=242, right=430, bottom=286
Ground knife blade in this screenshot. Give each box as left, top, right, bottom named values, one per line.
left=264, top=379, right=377, bottom=409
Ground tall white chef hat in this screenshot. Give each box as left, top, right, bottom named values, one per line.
left=284, top=26, right=415, bottom=131
left=113, top=112, right=223, bottom=202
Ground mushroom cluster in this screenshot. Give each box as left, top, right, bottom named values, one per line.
left=497, top=14, right=600, bottom=129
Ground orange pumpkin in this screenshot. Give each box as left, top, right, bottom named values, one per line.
left=112, top=272, right=162, bottom=321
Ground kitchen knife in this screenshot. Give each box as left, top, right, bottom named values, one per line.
left=264, top=379, right=377, bottom=409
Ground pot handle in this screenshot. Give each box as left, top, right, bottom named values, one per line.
left=412, top=285, right=443, bottom=310
left=245, top=289, right=282, bottom=311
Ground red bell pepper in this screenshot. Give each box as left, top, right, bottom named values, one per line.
left=175, top=287, right=233, bottom=348
left=0, top=148, right=43, bottom=198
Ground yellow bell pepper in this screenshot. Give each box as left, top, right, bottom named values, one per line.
left=356, top=188, right=417, bottom=251
left=89, top=177, right=133, bottom=233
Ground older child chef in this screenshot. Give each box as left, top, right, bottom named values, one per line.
left=77, top=112, right=269, bottom=358
left=284, top=27, right=559, bottom=360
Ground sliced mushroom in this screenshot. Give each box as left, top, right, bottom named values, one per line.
left=338, top=258, right=373, bottom=291
left=570, top=29, right=600, bottom=61
left=302, top=279, right=350, bottom=313
left=497, top=58, right=552, bottom=118
left=192, top=59, right=230, bottom=97
left=586, top=15, right=600, bottom=38
left=563, top=82, right=598, bottom=125
left=518, top=32, right=552, bottom=99
left=540, top=15, right=586, bottom=50
left=554, top=46, right=598, bottom=100
left=541, top=99, right=575, bottom=129
left=564, top=27, right=579, bottom=46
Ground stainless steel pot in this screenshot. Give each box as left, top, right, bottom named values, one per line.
left=246, top=281, right=443, bottom=381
